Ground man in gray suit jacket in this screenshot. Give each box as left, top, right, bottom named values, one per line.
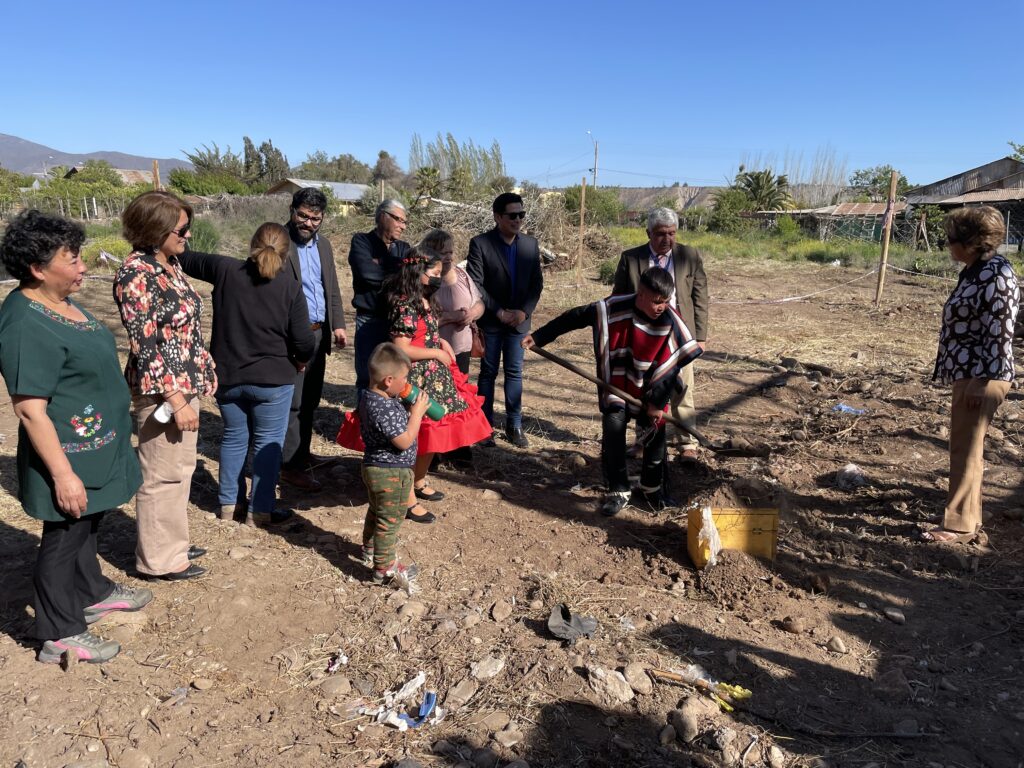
left=612, top=207, right=708, bottom=458
left=467, top=192, right=544, bottom=448
left=280, top=188, right=347, bottom=490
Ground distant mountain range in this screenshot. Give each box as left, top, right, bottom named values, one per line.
left=0, top=133, right=191, bottom=181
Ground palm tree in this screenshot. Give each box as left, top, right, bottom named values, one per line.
left=735, top=168, right=792, bottom=211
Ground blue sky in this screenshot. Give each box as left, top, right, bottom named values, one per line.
left=2, top=0, right=1021, bottom=187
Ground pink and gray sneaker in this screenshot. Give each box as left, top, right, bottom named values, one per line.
left=372, top=560, right=419, bottom=585
left=84, top=584, right=154, bottom=625
left=38, top=632, right=120, bottom=664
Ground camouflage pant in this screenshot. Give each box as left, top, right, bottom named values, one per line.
left=361, top=465, right=414, bottom=571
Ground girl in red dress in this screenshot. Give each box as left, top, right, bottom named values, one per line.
left=338, top=246, right=492, bottom=521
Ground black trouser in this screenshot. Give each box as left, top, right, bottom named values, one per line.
left=34, top=512, right=115, bottom=640
left=283, top=327, right=326, bottom=469
left=602, top=409, right=666, bottom=494
left=455, top=351, right=471, bottom=376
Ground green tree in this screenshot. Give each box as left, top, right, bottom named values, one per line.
left=563, top=185, right=624, bottom=225
left=243, top=136, right=262, bottom=182
left=1008, top=141, right=1024, bottom=161
left=734, top=168, right=792, bottom=211
left=71, top=160, right=123, bottom=186
left=258, top=140, right=289, bottom=184
left=414, top=166, right=442, bottom=201
left=409, top=132, right=512, bottom=198
left=709, top=187, right=753, bottom=234
left=293, top=151, right=372, bottom=183
left=848, top=165, right=911, bottom=201
left=168, top=168, right=249, bottom=196
left=184, top=143, right=244, bottom=178
left=372, top=150, right=402, bottom=185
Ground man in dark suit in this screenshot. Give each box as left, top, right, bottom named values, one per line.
left=348, top=199, right=410, bottom=397
left=280, top=188, right=347, bottom=490
left=612, top=207, right=708, bottom=459
left=467, top=192, right=544, bottom=448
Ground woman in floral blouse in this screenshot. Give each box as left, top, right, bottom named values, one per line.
left=926, top=206, right=1019, bottom=543
left=337, top=246, right=491, bottom=521
left=114, top=191, right=216, bottom=580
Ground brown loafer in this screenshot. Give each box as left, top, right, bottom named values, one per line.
left=279, top=468, right=323, bottom=491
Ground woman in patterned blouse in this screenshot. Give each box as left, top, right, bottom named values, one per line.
left=926, top=206, right=1019, bottom=543
left=114, top=191, right=216, bottom=580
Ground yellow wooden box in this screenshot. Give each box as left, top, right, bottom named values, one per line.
left=686, top=506, right=779, bottom=569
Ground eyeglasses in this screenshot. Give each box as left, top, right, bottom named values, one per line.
left=170, top=223, right=190, bottom=238
left=384, top=210, right=408, bottom=226
left=293, top=209, right=324, bottom=224
left=503, top=211, right=526, bottom=220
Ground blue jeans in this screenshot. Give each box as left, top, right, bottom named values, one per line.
left=478, top=327, right=525, bottom=429
left=216, top=384, right=293, bottom=514
left=355, top=314, right=390, bottom=398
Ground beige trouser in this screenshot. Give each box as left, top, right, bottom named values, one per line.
left=674, top=363, right=698, bottom=449
left=133, top=395, right=199, bottom=575
left=944, top=378, right=1010, bottom=534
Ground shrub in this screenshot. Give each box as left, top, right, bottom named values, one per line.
left=775, top=215, right=801, bottom=242
left=189, top=218, right=220, bottom=253
left=679, top=207, right=709, bottom=232
left=81, top=235, right=131, bottom=268
left=598, top=257, right=618, bottom=284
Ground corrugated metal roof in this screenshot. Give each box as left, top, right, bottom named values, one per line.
left=265, top=178, right=370, bottom=202
left=906, top=157, right=1024, bottom=197
left=932, top=188, right=1024, bottom=204
left=830, top=202, right=907, bottom=216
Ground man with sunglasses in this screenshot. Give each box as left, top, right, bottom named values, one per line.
left=280, top=188, right=347, bottom=491
left=348, top=200, right=410, bottom=397
left=466, top=192, right=544, bottom=448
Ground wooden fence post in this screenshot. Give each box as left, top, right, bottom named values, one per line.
left=873, top=169, right=899, bottom=306
left=152, top=160, right=161, bottom=191
left=576, top=177, right=587, bottom=288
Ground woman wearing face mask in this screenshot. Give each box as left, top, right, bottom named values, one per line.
left=337, top=246, right=491, bottom=522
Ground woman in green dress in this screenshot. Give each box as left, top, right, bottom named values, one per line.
left=0, top=210, right=149, bottom=664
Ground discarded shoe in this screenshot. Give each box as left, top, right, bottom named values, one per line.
left=547, top=603, right=598, bottom=644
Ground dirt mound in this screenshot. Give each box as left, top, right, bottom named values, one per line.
left=696, top=550, right=774, bottom=605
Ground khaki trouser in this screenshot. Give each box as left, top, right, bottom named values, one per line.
left=133, top=395, right=199, bottom=576
left=945, top=378, right=1010, bottom=534
left=674, top=363, right=698, bottom=449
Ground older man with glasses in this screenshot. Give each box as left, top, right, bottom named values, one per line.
left=466, top=192, right=544, bottom=448
left=348, top=199, right=411, bottom=398
left=279, top=188, right=347, bottom=491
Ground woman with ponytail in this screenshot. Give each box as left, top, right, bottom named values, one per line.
left=179, top=223, right=315, bottom=527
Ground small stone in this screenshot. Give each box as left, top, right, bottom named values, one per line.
left=622, top=662, right=652, bottom=695
left=939, top=677, right=959, bottom=692
left=767, top=745, right=786, bottom=768
left=393, top=759, right=425, bottom=768
left=490, top=599, right=513, bottom=622
left=825, top=636, right=847, bottom=654
left=24, top=693, right=40, bottom=705
left=670, top=708, right=699, bottom=743
left=470, top=655, right=506, bottom=681
left=780, top=616, right=805, bottom=634
left=481, top=489, right=503, bottom=501
left=191, top=677, right=214, bottom=691
left=446, top=677, right=479, bottom=709
left=872, top=667, right=912, bottom=700
left=586, top=664, right=634, bottom=704
left=710, top=726, right=737, bottom=751
left=893, top=718, right=918, bottom=736
left=399, top=601, right=428, bottom=620
left=228, top=547, right=250, bottom=560
left=883, top=608, right=906, bottom=625
left=569, top=454, right=587, bottom=469
left=791, top=429, right=808, bottom=441
left=432, top=740, right=455, bottom=756
left=528, top=599, right=543, bottom=610
left=493, top=727, right=524, bottom=748
left=86, top=743, right=100, bottom=753
left=319, top=676, right=351, bottom=697
left=463, top=612, right=481, bottom=629
left=659, top=724, right=676, bottom=746
left=722, top=745, right=741, bottom=766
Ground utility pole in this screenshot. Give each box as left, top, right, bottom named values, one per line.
left=587, top=131, right=598, bottom=188
left=873, top=169, right=900, bottom=306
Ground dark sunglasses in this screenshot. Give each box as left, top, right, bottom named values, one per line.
left=503, top=211, right=526, bottom=220
left=170, top=223, right=191, bottom=238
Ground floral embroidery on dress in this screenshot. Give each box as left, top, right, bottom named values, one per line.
left=62, top=430, right=117, bottom=454
left=70, top=405, right=102, bottom=438
left=28, top=301, right=100, bottom=330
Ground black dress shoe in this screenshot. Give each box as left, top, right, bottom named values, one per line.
left=505, top=426, right=529, bottom=448
left=414, top=485, right=445, bottom=502
left=478, top=433, right=496, bottom=448
left=405, top=505, right=436, bottom=524
left=157, top=564, right=206, bottom=581
left=600, top=494, right=629, bottom=517
left=187, top=545, right=206, bottom=560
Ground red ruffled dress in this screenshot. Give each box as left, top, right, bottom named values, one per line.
left=337, top=298, right=492, bottom=455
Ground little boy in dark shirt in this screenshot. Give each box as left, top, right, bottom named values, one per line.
left=359, top=343, right=429, bottom=584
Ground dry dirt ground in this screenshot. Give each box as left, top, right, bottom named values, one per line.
left=1, top=251, right=1023, bottom=768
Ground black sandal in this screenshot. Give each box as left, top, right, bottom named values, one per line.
left=405, top=505, right=436, bottom=524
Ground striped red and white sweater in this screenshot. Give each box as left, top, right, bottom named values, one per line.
left=530, top=293, right=702, bottom=414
